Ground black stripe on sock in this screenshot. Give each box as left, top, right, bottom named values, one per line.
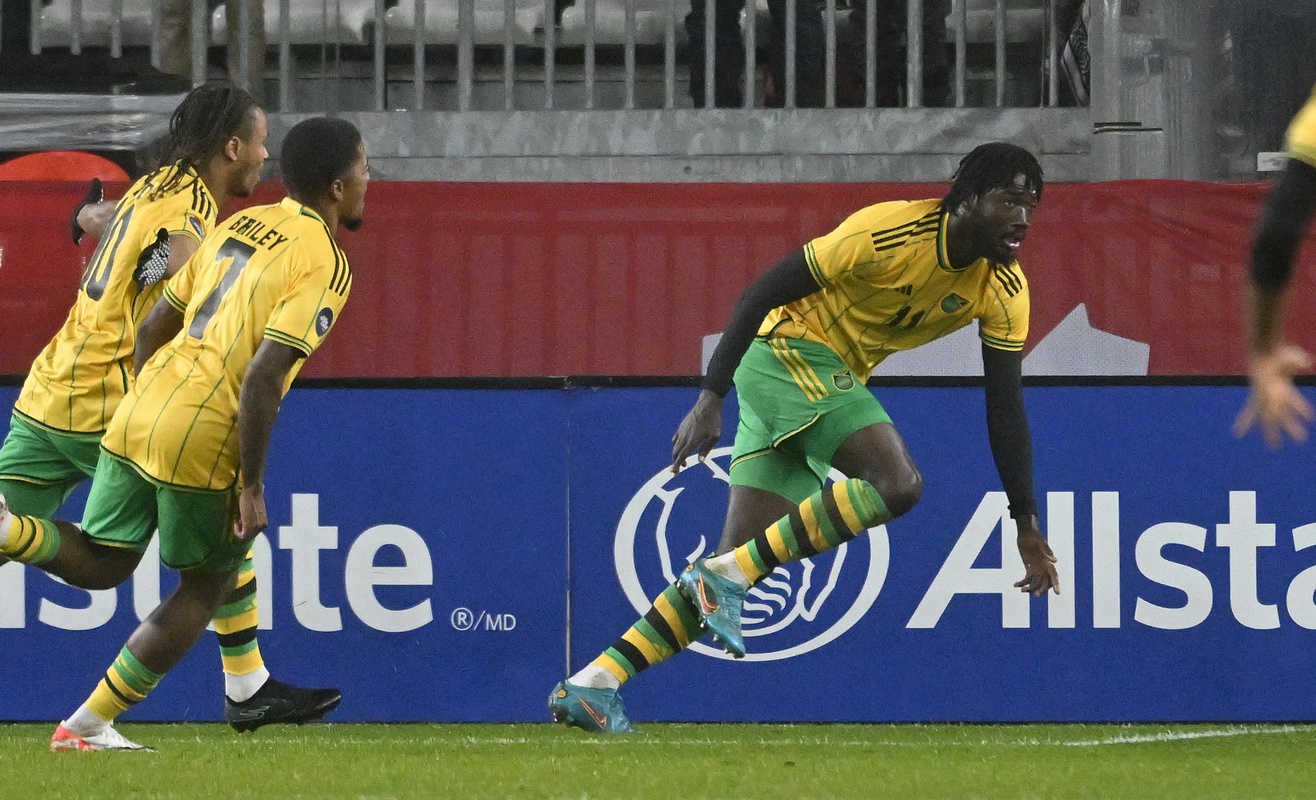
left=643, top=604, right=683, bottom=652
left=217, top=628, right=258, bottom=649
left=752, top=529, right=786, bottom=573
left=104, top=677, right=136, bottom=708
left=222, top=578, right=258, bottom=606
left=821, top=485, right=861, bottom=543
left=612, top=637, right=650, bottom=673
left=786, top=506, right=822, bottom=559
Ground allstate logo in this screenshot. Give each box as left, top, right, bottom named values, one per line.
left=614, top=447, right=889, bottom=662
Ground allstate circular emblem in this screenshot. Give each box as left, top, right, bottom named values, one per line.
left=614, top=447, right=889, bottom=662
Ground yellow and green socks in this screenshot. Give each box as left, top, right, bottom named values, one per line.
left=63, top=646, right=163, bottom=734
left=571, top=479, right=889, bottom=690
left=574, top=583, right=705, bottom=689
left=213, top=551, right=270, bottom=702
left=723, top=478, right=889, bottom=585
left=0, top=509, right=60, bottom=565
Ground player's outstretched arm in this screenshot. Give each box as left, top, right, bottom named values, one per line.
left=671, top=250, right=821, bottom=472
left=1235, top=158, right=1316, bottom=448
left=981, top=343, right=1059, bottom=596
left=235, top=341, right=305, bottom=540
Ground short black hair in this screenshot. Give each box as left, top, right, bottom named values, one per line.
left=153, top=82, right=259, bottom=196
left=280, top=117, right=363, bottom=201
left=943, top=142, right=1044, bottom=211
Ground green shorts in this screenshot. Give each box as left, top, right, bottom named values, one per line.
left=0, top=413, right=102, bottom=517
left=82, top=450, right=246, bottom=574
left=730, top=337, right=891, bottom=505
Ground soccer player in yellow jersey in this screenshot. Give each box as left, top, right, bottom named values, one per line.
left=0, top=83, right=340, bottom=741
left=1235, top=85, right=1316, bottom=447
left=0, top=116, right=367, bottom=751
left=551, top=142, right=1061, bottom=732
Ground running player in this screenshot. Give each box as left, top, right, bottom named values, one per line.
left=0, top=115, right=367, bottom=751
left=0, top=83, right=341, bottom=735
left=1235, top=84, right=1316, bottom=447
left=551, top=142, right=1061, bottom=732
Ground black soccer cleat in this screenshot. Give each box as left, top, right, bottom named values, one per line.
left=225, top=677, right=343, bottom=733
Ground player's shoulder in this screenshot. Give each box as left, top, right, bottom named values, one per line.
left=848, top=198, right=942, bottom=233
left=987, top=258, right=1028, bottom=299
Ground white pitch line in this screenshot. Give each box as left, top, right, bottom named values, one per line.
left=1062, top=725, right=1316, bottom=746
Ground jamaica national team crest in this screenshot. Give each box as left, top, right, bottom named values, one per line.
left=614, top=447, right=888, bottom=662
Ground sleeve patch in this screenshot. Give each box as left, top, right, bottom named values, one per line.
left=315, top=307, right=335, bottom=337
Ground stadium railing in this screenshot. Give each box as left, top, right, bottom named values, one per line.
left=21, top=0, right=1072, bottom=112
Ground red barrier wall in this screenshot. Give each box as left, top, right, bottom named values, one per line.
left=3, top=179, right=1314, bottom=378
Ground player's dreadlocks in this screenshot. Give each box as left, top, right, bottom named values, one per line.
left=150, top=83, right=259, bottom=199
left=943, top=142, right=1044, bottom=212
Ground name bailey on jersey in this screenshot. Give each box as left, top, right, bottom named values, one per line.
left=227, top=214, right=291, bottom=251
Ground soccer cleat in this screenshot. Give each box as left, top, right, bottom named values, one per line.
left=51, top=723, right=153, bottom=752
left=225, top=677, right=342, bottom=733
left=677, top=558, right=747, bottom=658
left=548, top=681, right=635, bottom=734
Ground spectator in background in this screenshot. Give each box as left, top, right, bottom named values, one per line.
left=839, top=0, right=950, bottom=107
left=686, top=0, right=825, bottom=108
left=161, top=0, right=267, bottom=104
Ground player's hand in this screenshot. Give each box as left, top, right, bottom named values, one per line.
left=1235, top=344, right=1314, bottom=449
left=671, top=389, right=723, bottom=473
left=235, top=484, right=268, bottom=541
left=70, top=178, right=104, bottom=244
left=1013, top=517, right=1060, bottom=597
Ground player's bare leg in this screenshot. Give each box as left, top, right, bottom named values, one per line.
left=0, top=497, right=142, bottom=588
left=55, top=567, right=236, bottom=751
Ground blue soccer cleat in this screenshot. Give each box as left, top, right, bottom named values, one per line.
left=677, top=558, right=747, bottom=658
left=548, top=681, right=635, bottom=734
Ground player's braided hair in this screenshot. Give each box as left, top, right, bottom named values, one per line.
left=151, top=83, right=259, bottom=199
left=943, top=142, right=1044, bottom=212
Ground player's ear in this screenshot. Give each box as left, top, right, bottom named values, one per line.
left=224, top=135, right=243, bottom=163
left=328, top=178, right=345, bottom=203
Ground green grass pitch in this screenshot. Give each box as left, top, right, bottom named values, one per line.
left=4, top=722, right=1316, bottom=799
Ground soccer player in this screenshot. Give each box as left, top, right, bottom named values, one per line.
left=0, top=115, right=367, bottom=751
left=1235, top=85, right=1316, bottom=447
left=0, top=83, right=341, bottom=737
left=551, top=142, right=1061, bottom=733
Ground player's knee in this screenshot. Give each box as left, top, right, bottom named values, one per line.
left=868, top=467, right=923, bottom=519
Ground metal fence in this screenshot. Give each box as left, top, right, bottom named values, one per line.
left=11, top=0, right=1076, bottom=111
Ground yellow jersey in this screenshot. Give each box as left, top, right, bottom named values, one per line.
left=102, top=198, right=352, bottom=491
left=1286, top=84, right=1316, bottom=168
left=760, top=199, right=1029, bottom=378
left=14, top=164, right=217, bottom=434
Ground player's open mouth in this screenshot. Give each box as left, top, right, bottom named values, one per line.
left=1002, top=232, right=1025, bottom=251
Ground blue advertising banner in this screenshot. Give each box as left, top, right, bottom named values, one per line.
left=3, top=383, right=1316, bottom=723
left=0, top=387, right=568, bottom=722
left=566, top=384, right=1316, bottom=723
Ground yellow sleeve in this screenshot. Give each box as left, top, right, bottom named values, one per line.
left=161, top=244, right=203, bottom=311
left=803, top=206, right=884, bottom=287
left=1286, top=86, right=1316, bottom=168
left=979, top=263, right=1030, bottom=352
left=263, top=249, right=351, bottom=357
left=167, top=210, right=211, bottom=245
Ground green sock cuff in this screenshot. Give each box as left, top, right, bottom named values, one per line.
left=27, top=518, right=61, bottom=565
left=116, top=647, right=164, bottom=693
left=848, top=478, right=891, bottom=526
